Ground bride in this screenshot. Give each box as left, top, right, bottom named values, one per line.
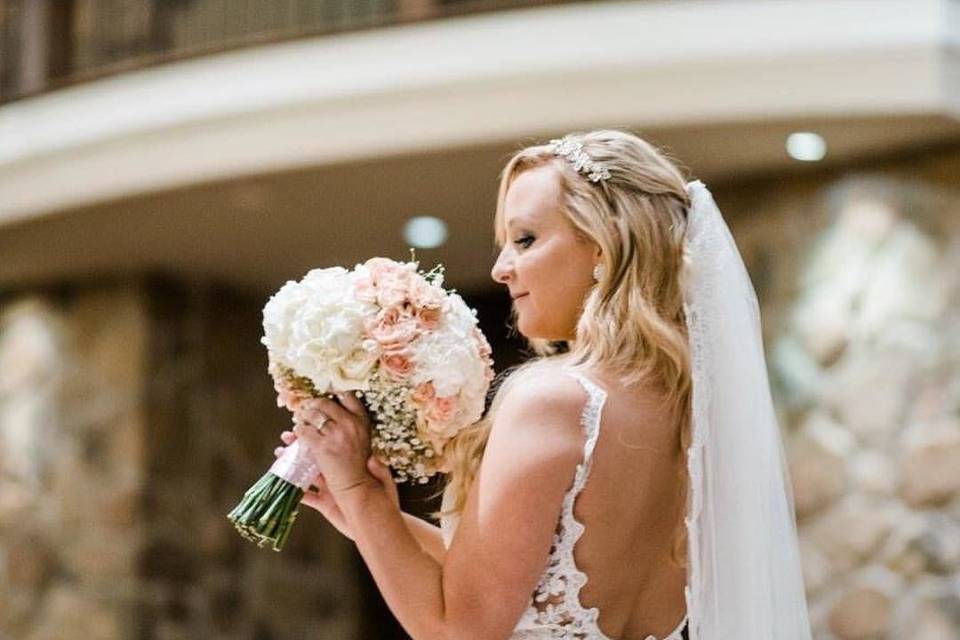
left=278, top=129, right=812, bottom=639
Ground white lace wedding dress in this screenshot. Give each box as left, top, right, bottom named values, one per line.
left=440, top=369, right=688, bottom=640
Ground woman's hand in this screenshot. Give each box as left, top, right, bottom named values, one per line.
left=274, top=416, right=399, bottom=537
left=290, top=392, right=395, bottom=499
left=274, top=430, right=355, bottom=540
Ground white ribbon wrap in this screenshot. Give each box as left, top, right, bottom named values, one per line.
left=268, top=438, right=319, bottom=491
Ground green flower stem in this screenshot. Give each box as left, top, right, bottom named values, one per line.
left=227, top=472, right=305, bottom=552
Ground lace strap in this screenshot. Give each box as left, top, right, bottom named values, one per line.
left=564, top=369, right=607, bottom=486
left=512, top=369, right=611, bottom=636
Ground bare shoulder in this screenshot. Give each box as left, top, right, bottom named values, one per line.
left=493, top=363, right=589, bottom=442
left=438, top=364, right=594, bottom=636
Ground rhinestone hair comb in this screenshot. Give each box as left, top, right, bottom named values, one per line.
left=548, top=137, right=611, bottom=183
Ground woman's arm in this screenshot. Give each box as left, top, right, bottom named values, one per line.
left=402, top=512, right=446, bottom=564
left=278, top=431, right=446, bottom=564
left=333, top=372, right=587, bottom=640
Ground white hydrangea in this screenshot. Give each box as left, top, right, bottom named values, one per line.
left=261, top=267, right=380, bottom=393
left=410, top=293, right=488, bottom=421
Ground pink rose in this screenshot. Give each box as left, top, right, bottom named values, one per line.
left=380, top=350, right=415, bottom=380
left=360, top=258, right=418, bottom=307
left=366, top=307, right=420, bottom=352
left=376, top=272, right=413, bottom=308
left=409, top=278, right=446, bottom=310
left=415, top=307, right=443, bottom=331
left=472, top=328, right=495, bottom=382
left=411, top=381, right=436, bottom=404
left=273, top=380, right=312, bottom=412
left=426, top=394, right=458, bottom=425
left=364, top=257, right=401, bottom=282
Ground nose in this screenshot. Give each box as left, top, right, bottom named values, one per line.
left=490, top=248, right=513, bottom=284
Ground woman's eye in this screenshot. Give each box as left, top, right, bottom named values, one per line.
left=514, top=236, right=534, bottom=248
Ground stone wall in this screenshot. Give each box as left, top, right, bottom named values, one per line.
left=0, top=283, right=146, bottom=640
left=0, top=277, right=362, bottom=640
left=720, top=147, right=960, bottom=640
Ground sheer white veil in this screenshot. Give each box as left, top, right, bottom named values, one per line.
left=681, top=180, right=812, bottom=639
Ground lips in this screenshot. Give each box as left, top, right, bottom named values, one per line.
left=511, top=293, right=529, bottom=300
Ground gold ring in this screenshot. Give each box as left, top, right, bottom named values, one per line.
left=316, top=413, right=330, bottom=432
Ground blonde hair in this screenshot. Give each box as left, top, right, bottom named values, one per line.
left=435, top=129, right=694, bottom=566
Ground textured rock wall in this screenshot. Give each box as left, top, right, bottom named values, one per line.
left=721, top=149, right=960, bottom=640
left=0, top=284, right=148, bottom=639
left=0, top=278, right=361, bottom=640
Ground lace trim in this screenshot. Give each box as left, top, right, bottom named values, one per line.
left=681, top=178, right=741, bottom=640
left=511, top=370, right=609, bottom=639
left=682, top=301, right=706, bottom=640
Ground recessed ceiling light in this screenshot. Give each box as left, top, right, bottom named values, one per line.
left=403, top=216, right=448, bottom=249
left=786, top=132, right=827, bottom=162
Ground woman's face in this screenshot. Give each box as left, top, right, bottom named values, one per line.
left=490, top=164, right=600, bottom=341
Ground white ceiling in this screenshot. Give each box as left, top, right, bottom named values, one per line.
left=1, top=112, right=958, bottom=296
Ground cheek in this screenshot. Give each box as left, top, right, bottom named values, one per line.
left=517, top=246, right=580, bottom=297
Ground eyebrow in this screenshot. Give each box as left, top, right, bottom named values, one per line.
left=495, top=214, right=535, bottom=249
left=505, top=215, right=535, bottom=229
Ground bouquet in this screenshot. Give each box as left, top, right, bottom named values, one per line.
left=227, top=257, right=495, bottom=551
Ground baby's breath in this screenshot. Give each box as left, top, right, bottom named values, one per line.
left=359, top=370, right=440, bottom=484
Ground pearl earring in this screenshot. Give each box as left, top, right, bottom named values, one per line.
left=592, top=263, right=605, bottom=282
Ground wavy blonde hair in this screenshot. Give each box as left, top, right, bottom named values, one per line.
left=434, top=129, right=694, bottom=566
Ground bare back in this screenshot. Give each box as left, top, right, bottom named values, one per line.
left=439, top=365, right=689, bottom=639
left=571, top=369, right=688, bottom=639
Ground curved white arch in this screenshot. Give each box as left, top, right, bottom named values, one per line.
left=0, top=0, right=956, bottom=225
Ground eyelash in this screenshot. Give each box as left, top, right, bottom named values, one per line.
left=514, top=235, right=534, bottom=249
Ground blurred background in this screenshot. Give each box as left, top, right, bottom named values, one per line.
left=1, top=0, right=959, bottom=638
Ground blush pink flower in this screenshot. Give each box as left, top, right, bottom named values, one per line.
left=411, top=381, right=436, bottom=404
left=362, top=258, right=417, bottom=308
left=415, top=307, right=443, bottom=331
left=364, top=257, right=401, bottom=282
left=366, top=307, right=420, bottom=352
left=426, top=394, right=458, bottom=425
left=273, top=379, right=312, bottom=412
left=380, top=350, right=415, bottom=380
left=376, top=272, right=413, bottom=308
left=409, top=278, right=446, bottom=310
left=472, top=327, right=495, bottom=382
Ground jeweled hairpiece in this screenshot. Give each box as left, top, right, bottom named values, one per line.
left=548, top=137, right=611, bottom=183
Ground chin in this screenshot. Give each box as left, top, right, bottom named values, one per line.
left=515, top=305, right=574, bottom=341
left=517, top=321, right=569, bottom=342
left=515, top=317, right=541, bottom=340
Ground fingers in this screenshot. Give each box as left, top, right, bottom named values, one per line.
left=300, top=479, right=336, bottom=514
left=275, top=430, right=297, bottom=457
left=293, top=421, right=323, bottom=446
left=301, top=490, right=328, bottom=512
left=336, top=391, right=365, bottom=415
left=298, top=408, right=329, bottom=429
left=366, top=455, right=391, bottom=482
left=367, top=456, right=399, bottom=506
left=313, top=397, right=353, bottom=424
